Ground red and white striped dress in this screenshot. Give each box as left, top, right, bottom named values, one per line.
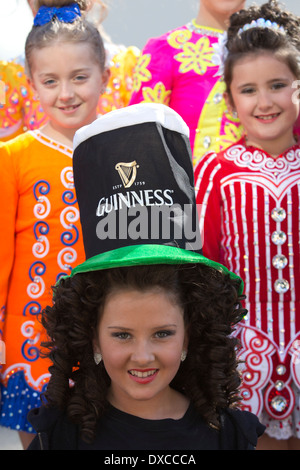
left=195, top=138, right=300, bottom=439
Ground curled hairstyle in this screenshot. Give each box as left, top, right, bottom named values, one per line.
left=41, top=263, right=246, bottom=443
left=224, top=0, right=300, bottom=96
left=25, top=0, right=106, bottom=77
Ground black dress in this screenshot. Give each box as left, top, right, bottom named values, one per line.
left=27, top=402, right=265, bottom=450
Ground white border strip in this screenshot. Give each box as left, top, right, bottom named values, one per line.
left=73, top=103, right=190, bottom=150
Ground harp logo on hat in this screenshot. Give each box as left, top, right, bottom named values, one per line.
left=115, top=161, right=139, bottom=188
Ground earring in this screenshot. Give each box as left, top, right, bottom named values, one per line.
left=232, top=110, right=238, bottom=119
left=94, top=352, right=102, bottom=365
left=181, top=351, right=187, bottom=362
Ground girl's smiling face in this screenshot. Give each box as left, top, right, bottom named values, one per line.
left=227, top=52, right=299, bottom=156
left=94, top=288, right=189, bottom=417
left=29, top=41, right=109, bottom=141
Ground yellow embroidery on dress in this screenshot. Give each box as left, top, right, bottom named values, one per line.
left=141, top=82, right=171, bottom=105
left=221, top=113, right=243, bottom=145
left=174, top=37, right=215, bottom=75
left=132, top=53, right=152, bottom=91
left=98, top=46, right=141, bottom=114
left=167, top=29, right=192, bottom=49
left=193, top=79, right=243, bottom=165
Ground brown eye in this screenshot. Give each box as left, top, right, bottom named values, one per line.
left=155, top=330, right=175, bottom=338
left=111, top=332, right=131, bottom=340
left=241, top=87, right=255, bottom=94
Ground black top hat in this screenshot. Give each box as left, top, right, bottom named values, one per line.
left=68, top=103, right=243, bottom=293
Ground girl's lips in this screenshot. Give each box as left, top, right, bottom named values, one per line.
left=58, top=104, right=81, bottom=114
left=255, top=112, right=280, bottom=123
left=128, top=369, right=159, bottom=384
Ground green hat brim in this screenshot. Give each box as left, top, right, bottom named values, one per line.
left=65, top=244, right=244, bottom=295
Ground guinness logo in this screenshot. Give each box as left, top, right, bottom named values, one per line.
left=115, top=161, right=139, bottom=188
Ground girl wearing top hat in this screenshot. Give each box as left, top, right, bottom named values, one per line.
left=27, top=103, right=265, bottom=450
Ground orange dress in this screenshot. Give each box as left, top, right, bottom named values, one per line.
left=0, top=131, right=85, bottom=432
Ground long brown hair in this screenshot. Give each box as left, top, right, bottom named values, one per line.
left=41, top=263, right=246, bottom=443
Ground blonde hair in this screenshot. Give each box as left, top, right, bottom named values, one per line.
left=25, top=0, right=106, bottom=76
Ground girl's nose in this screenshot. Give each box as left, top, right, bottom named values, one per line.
left=59, top=82, right=75, bottom=101
left=257, top=90, right=273, bottom=110
left=131, top=341, right=155, bottom=364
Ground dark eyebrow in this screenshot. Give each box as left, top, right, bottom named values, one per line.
left=267, top=78, right=290, bottom=85
left=237, top=82, right=255, bottom=90
left=107, top=326, right=134, bottom=331
left=107, top=324, right=178, bottom=331
left=237, top=77, right=290, bottom=90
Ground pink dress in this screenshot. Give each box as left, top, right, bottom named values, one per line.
left=129, top=20, right=243, bottom=166
left=194, top=139, right=300, bottom=439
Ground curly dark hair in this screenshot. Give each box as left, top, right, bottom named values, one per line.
left=40, top=263, right=246, bottom=443
left=224, top=0, right=300, bottom=94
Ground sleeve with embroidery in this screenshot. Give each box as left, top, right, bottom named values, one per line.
left=0, top=61, right=47, bottom=141
left=130, top=36, right=173, bottom=106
